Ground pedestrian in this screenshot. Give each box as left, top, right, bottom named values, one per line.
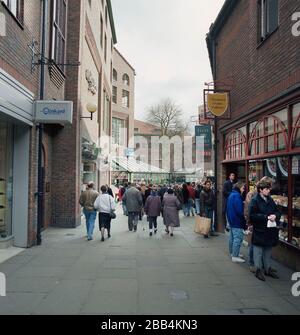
left=244, top=176, right=274, bottom=273
left=200, top=180, right=217, bottom=238
left=122, top=183, right=143, bottom=232
left=106, top=184, right=114, bottom=197
left=249, top=180, right=281, bottom=281
left=94, top=185, right=116, bottom=242
left=144, top=186, right=161, bottom=237
left=181, top=183, right=190, bottom=216
left=223, top=172, right=236, bottom=231
left=162, top=188, right=181, bottom=237
left=227, top=181, right=247, bottom=263
left=121, top=183, right=128, bottom=216
left=195, top=183, right=202, bottom=215
left=174, top=184, right=183, bottom=204
left=187, top=182, right=195, bottom=216
left=79, top=182, right=99, bottom=241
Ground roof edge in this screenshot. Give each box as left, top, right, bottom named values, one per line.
left=107, top=0, right=117, bottom=44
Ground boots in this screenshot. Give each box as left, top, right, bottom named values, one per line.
left=255, top=269, right=266, bottom=281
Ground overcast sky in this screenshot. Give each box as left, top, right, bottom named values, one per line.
left=112, top=0, right=225, bottom=123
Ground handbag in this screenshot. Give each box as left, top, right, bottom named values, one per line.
left=109, top=196, right=116, bottom=219
left=194, top=215, right=211, bottom=235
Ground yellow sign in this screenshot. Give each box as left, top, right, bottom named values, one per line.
left=207, top=93, right=229, bottom=117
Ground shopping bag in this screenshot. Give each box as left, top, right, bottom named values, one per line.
left=194, top=216, right=211, bottom=235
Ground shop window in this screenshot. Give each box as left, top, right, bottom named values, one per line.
left=292, top=103, right=300, bottom=148
left=249, top=115, right=288, bottom=156
left=291, top=155, right=300, bottom=248
left=224, top=129, right=247, bottom=160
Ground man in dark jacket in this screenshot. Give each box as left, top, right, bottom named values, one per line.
left=122, top=184, right=143, bottom=232
left=249, top=180, right=281, bottom=281
left=223, top=173, right=236, bottom=230
left=200, top=180, right=217, bottom=238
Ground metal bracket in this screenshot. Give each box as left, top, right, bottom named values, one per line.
left=28, top=38, right=81, bottom=74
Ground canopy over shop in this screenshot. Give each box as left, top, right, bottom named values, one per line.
left=111, top=157, right=170, bottom=184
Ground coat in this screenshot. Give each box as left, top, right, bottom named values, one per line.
left=122, top=187, right=143, bottom=212
left=249, top=194, right=281, bottom=247
left=200, top=188, right=215, bottom=215
left=223, top=179, right=234, bottom=214
left=162, top=194, right=181, bottom=227
left=226, top=190, right=246, bottom=229
left=144, top=195, right=161, bottom=217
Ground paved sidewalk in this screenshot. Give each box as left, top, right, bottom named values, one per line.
left=0, top=204, right=299, bottom=315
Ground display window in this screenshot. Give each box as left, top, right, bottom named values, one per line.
left=0, top=122, right=14, bottom=238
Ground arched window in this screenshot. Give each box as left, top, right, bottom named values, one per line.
left=225, top=129, right=247, bottom=161
left=113, top=69, right=117, bottom=82
left=292, top=103, right=300, bottom=149
left=249, top=114, right=288, bottom=156
left=122, top=74, right=130, bottom=86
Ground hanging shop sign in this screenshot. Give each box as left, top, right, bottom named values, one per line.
left=203, top=89, right=231, bottom=120
left=207, top=93, right=229, bottom=117
left=34, top=101, right=73, bottom=125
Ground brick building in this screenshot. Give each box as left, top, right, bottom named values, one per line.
left=207, top=0, right=300, bottom=269
left=0, top=0, right=119, bottom=247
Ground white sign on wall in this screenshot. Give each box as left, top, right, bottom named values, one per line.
left=35, top=101, right=73, bottom=125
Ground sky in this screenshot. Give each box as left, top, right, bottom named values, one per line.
left=112, top=0, right=225, bottom=124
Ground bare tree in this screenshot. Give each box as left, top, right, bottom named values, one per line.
left=146, top=98, right=188, bottom=137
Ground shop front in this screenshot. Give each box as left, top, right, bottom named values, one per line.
left=222, top=101, right=300, bottom=270
left=0, top=68, right=34, bottom=248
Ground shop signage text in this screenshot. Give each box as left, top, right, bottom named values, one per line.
left=35, top=101, right=73, bottom=125
left=195, top=125, right=212, bottom=150
left=292, top=12, right=300, bottom=37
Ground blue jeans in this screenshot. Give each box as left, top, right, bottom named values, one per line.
left=83, top=209, right=97, bottom=239
left=229, top=228, right=244, bottom=257
left=195, top=199, right=201, bottom=215
left=183, top=203, right=189, bottom=216
left=122, top=202, right=128, bottom=215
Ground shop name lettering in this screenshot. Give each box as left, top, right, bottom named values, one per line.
left=291, top=272, right=300, bottom=297
left=292, top=12, right=300, bottom=37
left=0, top=272, right=6, bottom=297
left=42, top=107, right=66, bottom=115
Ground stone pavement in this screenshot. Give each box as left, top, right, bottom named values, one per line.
left=0, top=204, right=299, bottom=315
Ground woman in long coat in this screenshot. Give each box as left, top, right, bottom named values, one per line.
left=162, top=189, right=181, bottom=237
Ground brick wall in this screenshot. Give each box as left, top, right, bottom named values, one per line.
left=211, top=0, right=300, bottom=230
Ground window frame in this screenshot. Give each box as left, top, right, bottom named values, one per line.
left=122, top=90, right=130, bottom=109
left=1, top=0, right=24, bottom=26
left=50, top=0, right=67, bottom=74
left=257, top=0, right=279, bottom=44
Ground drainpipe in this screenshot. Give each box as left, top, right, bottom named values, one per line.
left=37, top=0, right=47, bottom=245
left=212, top=38, right=219, bottom=232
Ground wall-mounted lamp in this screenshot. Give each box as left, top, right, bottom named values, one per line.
left=81, top=103, right=97, bottom=120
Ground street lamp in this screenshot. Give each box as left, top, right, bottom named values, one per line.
left=81, top=103, right=97, bottom=120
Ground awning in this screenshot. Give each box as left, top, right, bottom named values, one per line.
left=112, top=157, right=169, bottom=174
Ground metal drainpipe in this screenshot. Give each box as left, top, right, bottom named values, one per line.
left=212, top=38, right=219, bottom=232
left=37, top=0, right=47, bottom=245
